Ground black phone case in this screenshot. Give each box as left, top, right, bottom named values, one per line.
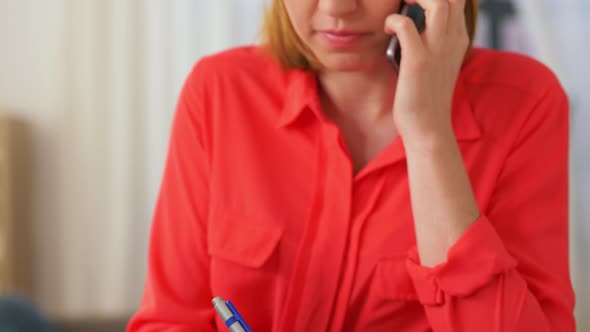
left=390, top=4, right=426, bottom=66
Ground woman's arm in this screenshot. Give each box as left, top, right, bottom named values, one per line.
left=404, top=123, right=479, bottom=268
left=403, top=83, right=575, bottom=331
left=127, top=61, right=217, bottom=332
left=386, top=0, right=574, bottom=328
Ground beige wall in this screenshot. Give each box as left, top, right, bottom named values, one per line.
left=0, top=0, right=257, bottom=320
left=0, top=115, right=14, bottom=292
left=0, top=0, right=66, bottom=312
left=0, top=116, right=35, bottom=296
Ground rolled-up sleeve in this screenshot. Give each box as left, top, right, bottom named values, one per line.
left=405, top=81, right=576, bottom=331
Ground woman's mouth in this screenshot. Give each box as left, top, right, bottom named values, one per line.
left=319, top=30, right=370, bottom=48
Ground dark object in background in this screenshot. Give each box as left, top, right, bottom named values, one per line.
left=0, top=295, right=58, bottom=332
left=479, top=0, right=516, bottom=49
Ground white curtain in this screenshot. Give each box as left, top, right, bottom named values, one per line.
left=515, top=0, right=590, bottom=328
left=0, top=0, right=264, bottom=319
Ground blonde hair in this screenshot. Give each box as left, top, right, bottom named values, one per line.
left=261, top=0, right=480, bottom=71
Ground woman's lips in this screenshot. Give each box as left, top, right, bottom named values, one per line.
left=319, top=31, right=370, bottom=48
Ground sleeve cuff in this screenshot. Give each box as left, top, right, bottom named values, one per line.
left=405, top=214, right=517, bottom=306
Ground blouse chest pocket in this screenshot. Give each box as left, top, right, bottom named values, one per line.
left=207, top=209, right=283, bottom=270
left=373, top=255, right=419, bottom=302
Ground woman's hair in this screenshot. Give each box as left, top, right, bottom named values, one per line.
left=260, top=0, right=479, bottom=71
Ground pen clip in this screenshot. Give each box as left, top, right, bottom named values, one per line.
left=227, top=300, right=253, bottom=332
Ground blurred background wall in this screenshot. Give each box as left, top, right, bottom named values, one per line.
left=0, top=0, right=264, bottom=321
left=0, top=0, right=588, bottom=329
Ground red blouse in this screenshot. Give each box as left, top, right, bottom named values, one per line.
left=127, top=46, right=575, bottom=331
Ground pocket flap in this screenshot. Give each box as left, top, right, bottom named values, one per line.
left=208, top=210, right=283, bottom=268
left=375, top=256, right=418, bottom=301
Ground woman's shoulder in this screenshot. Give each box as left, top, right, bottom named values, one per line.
left=460, top=48, right=569, bottom=148
left=183, top=45, right=288, bottom=94
left=462, top=47, right=565, bottom=98
left=178, top=46, right=298, bottom=137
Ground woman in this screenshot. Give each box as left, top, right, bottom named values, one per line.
left=127, top=0, right=576, bottom=331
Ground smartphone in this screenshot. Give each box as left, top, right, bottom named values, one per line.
left=386, top=3, right=426, bottom=69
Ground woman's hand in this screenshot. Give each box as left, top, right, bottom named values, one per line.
left=385, top=0, right=470, bottom=145
left=384, top=0, right=480, bottom=268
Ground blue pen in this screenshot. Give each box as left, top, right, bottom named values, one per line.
left=212, top=296, right=253, bottom=332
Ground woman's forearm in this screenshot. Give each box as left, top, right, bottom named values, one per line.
left=404, top=126, right=480, bottom=267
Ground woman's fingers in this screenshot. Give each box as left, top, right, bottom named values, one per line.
left=448, top=0, right=468, bottom=35
left=403, top=0, right=468, bottom=42
left=406, top=0, right=450, bottom=40
left=385, top=0, right=468, bottom=68
left=385, top=14, right=426, bottom=65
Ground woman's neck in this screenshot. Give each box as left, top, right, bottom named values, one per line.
left=317, top=65, right=398, bottom=126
